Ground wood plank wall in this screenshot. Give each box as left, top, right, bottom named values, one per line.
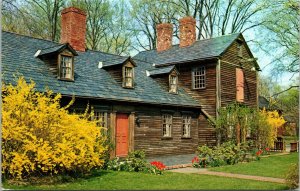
left=177, top=62, right=217, bottom=117
left=220, top=40, right=258, bottom=107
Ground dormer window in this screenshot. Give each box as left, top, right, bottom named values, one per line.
left=59, top=55, right=74, bottom=80
left=169, top=75, right=178, bottom=93
left=124, top=66, right=134, bottom=87
left=35, top=43, right=77, bottom=81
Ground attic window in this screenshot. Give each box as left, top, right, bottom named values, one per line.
left=59, top=55, right=74, bottom=80
left=169, top=75, right=178, bottom=94
left=237, top=41, right=243, bottom=58
left=123, top=66, right=134, bottom=88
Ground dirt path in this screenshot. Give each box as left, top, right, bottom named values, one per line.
left=168, top=168, right=286, bottom=183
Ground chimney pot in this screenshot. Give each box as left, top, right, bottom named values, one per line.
left=156, top=23, right=173, bottom=52
left=60, top=7, right=86, bottom=52
left=179, top=16, right=196, bottom=47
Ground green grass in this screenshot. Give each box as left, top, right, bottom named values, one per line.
left=210, top=153, right=299, bottom=178
left=3, top=170, right=287, bottom=190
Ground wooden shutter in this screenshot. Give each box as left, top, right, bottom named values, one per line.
left=236, top=68, right=244, bottom=102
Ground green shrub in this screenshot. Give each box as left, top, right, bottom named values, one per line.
left=285, top=163, right=299, bottom=189
left=195, top=141, right=253, bottom=167
left=107, top=150, right=148, bottom=172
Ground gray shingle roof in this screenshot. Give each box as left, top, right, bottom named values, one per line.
left=147, top=65, right=176, bottom=76
left=2, top=31, right=200, bottom=108
left=38, top=43, right=78, bottom=57
left=100, top=57, right=136, bottom=68
left=134, top=33, right=241, bottom=66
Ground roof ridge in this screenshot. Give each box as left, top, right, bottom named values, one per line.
left=2, top=30, right=61, bottom=44
left=137, top=32, right=241, bottom=53
left=86, top=49, right=128, bottom=58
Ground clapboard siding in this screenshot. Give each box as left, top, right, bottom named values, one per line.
left=177, top=61, right=217, bottom=117
left=198, top=114, right=217, bottom=147
left=220, top=40, right=258, bottom=108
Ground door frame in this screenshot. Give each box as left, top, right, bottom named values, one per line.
left=110, top=111, right=135, bottom=158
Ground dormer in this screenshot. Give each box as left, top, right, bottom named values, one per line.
left=35, top=43, right=78, bottom=81
left=146, top=65, right=179, bottom=94
left=99, top=56, right=136, bottom=88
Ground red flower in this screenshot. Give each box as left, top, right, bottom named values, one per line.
left=192, top=156, right=199, bottom=163
left=265, top=148, right=270, bottom=151
left=256, top=149, right=263, bottom=156
left=150, top=161, right=166, bottom=170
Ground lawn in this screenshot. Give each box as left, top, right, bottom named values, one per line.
left=210, top=153, right=299, bottom=178
left=4, top=170, right=288, bottom=190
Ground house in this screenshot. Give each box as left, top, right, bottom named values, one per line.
left=2, top=7, right=259, bottom=157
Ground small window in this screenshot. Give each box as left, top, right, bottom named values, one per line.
left=60, top=55, right=73, bottom=80
left=123, top=66, right=134, bottom=88
left=162, top=114, right=172, bottom=137
left=92, top=111, right=107, bottom=128
left=169, top=75, right=178, bottom=93
left=236, top=68, right=244, bottom=102
left=237, top=42, right=243, bottom=58
left=182, top=115, right=191, bottom=137
left=192, top=66, right=205, bottom=89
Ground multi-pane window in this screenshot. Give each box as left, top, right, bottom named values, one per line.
left=162, top=114, right=172, bottom=137
left=93, top=111, right=107, bottom=128
left=60, top=55, right=73, bottom=79
left=237, top=42, right=243, bottom=57
left=182, top=115, right=191, bottom=137
left=169, top=75, right=178, bottom=93
left=192, top=66, right=205, bottom=89
left=124, top=67, right=133, bottom=87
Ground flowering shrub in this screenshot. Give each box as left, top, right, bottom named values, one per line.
left=192, top=156, right=200, bottom=168
left=2, top=77, right=107, bottom=180
left=255, top=149, right=263, bottom=160
left=107, top=150, right=148, bottom=172
left=149, top=161, right=166, bottom=175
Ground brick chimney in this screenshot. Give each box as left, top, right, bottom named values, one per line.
left=60, top=7, right=86, bottom=52
left=179, top=16, right=196, bottom=47
left=156, top=23, right=173, bottom=52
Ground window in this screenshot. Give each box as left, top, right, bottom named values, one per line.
left=93, top=111, right=107, bottom=128
left=123, top=66, right=134, bottom=88
left=192, top=66, right=205, bottom=89
left=60, top=55, right=73, bottom=80
left=236, top=68, right=244, bottom=102
left=182, top=115, right=191, bottom=137
left=162, top=114, right=172, bottom=137
left=169, top=75, right=178, bottom=93
left=237, top=42, right=243, bottom=58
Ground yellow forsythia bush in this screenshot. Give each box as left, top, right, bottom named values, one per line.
left=2, top=77, right=107, bottom=180
left=258, top=109, right=285, bottom=148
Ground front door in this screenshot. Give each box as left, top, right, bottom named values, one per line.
left=116, top=113, right=129, bottom=157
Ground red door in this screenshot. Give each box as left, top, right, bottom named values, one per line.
left=116, top=114, right=129, bottom=157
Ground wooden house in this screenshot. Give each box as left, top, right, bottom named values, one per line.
left=2, top=7, right=259, bottom=157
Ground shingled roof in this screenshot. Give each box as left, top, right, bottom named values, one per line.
left=134, top=33, right=241, bottom=66
left=2, top=31, right=200, bottom=108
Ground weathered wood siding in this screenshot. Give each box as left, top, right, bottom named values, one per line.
left=177, top=61, right=217, bottom=117
left=220, top=40, right=258, bottom=107
left=134, top=107, right=199, bottom=156
left=198, top=114, right=217, bottom=147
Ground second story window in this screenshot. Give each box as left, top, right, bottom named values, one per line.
left=60, top=55, right=74, bottom=80
left=162, top=114, right=172, bottom=137
left=169, top=75, right=178, bottom=93
left=123, top=66, right=134, bottom=88
left=192, top=66, right=205, bottom=89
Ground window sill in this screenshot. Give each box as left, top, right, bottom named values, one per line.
left=192, top=87, right=206, bottom=90
left=181, top=137, right=192, bottom=139
left=122, top=86, right=134, bottom=89
left=161, top=137, right=173, bottom=140
left=58, top=78, right=74, bottom=82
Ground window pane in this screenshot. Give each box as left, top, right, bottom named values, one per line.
left=193, top=66, right=205, bottom=89
left=60, top=55, right=73, bottom=79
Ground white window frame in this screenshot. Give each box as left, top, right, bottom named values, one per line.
left=192, top=66, right=206, bottom=89
left=182, top=115, right=191, bottom=137
left=92, top=111, right=107, bottom=128
left=162, top=114, right=172, bottom=137
left=169, top=75, right=178, bottom=93
left=60, top=55, right=74, bottom=80
left=123, top=66, right=134, bottom=88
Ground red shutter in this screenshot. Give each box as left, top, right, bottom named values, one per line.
left=236, top=68, right=244, bottom=102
